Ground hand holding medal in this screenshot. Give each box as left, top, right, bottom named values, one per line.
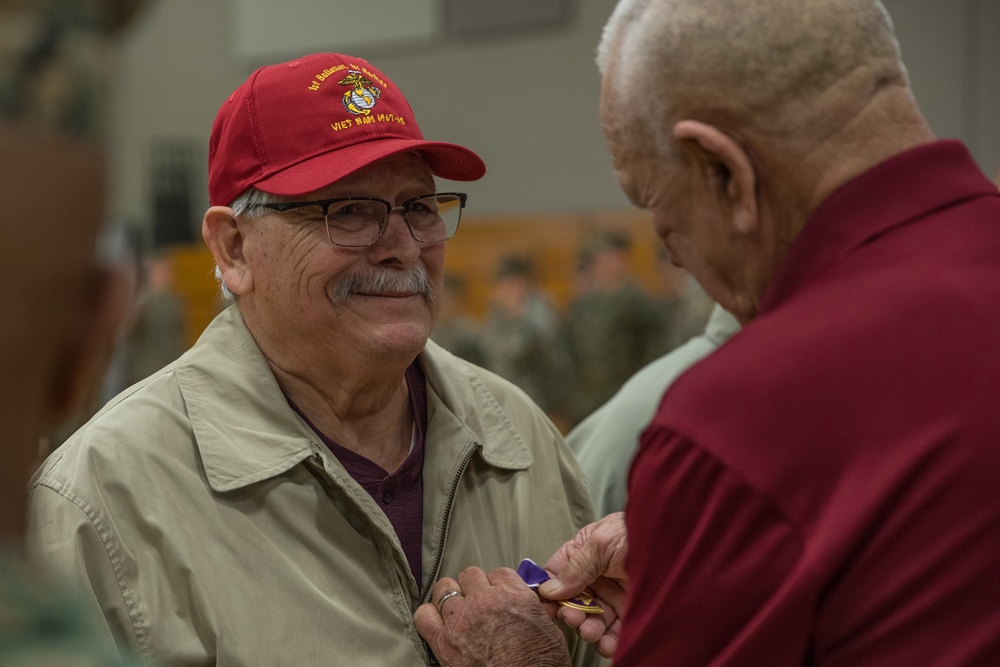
left=535, top=512, right=629, bottom=659
left=516, top=558, right=605, bottom=614
left=414, top=513, right=629, bottom=664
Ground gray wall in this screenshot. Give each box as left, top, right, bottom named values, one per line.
left=107, top=0, right=1000, bottom=229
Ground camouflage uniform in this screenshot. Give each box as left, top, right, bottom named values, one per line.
left=431, top=315, right=487, bottom=367
left=480, top=292, right=573, bottom=417
left=566, top=282, right=667, bottom=424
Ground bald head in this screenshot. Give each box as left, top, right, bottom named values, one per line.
left=599, top=0, right=911, bottom=160
left=596, top=0, right=936, bottom=325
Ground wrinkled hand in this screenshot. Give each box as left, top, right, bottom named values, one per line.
left=539, top=512, right=628, bottom=658
left=414, top=566, right=571, bottom=667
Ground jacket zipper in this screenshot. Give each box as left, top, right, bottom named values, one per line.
left=308, top=445, right=478, bottom=666
left=419, top=442, right=479, bottom=602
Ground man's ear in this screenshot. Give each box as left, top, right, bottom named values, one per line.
left=673, top=120, right=758, bottom=234
left=202, top=206, right=253, bottom=296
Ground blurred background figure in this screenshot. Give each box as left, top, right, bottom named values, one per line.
left=651, top=245, right=715, bottom=348
left=0, top=131, right=134, bottom=666
left=0, top=0, right=146, bottom=538
left=1, top=1, right=147, bottom=664
left=0, top=0, right=129, bottom=139
left=569, top=304, right=741, bottom=517
left=647, top=249, right=690, bottom=352
left=565, top=230, right=667, bottom=426
left=673, top=273, right=716, bottom=342
left=480, top=254, right=573, bottom=430
left=430, top=274, right=487, bottom=366
left=123, top=251, right=187, bottom=386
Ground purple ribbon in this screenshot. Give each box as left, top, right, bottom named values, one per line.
left=516, top=558, right=551, bottom=590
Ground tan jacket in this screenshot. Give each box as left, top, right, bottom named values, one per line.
left=29, top=307, right=596, bottom=666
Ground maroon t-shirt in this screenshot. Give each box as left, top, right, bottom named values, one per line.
left=289, top=362, right=427, bottom=584
left=618, top=142, right=1000, bottom=665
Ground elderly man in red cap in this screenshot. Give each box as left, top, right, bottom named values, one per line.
left=28, top=53, right=597, bottom=667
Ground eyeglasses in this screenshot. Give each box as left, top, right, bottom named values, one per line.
left=254, top=192, right=467, bottom=247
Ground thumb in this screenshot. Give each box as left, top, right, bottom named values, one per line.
left=538, top=547, right=604, bottom=600
left=539, top=512, right=628, bottom=600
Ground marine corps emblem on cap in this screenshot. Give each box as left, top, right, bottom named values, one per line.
left=207, top=52, right=485, bottom=207
left=339, top=70, right=381, bottom=116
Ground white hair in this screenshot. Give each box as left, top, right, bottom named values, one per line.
left=214, top=187, right=287, bottom=303
left=597, top=0, right=907, bottom=159
left=597, top=0, right=647, bottom=75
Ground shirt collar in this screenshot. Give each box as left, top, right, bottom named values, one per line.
left=761, top=140, right=999, bottom=314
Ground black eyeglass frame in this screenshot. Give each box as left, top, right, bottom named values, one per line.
left=252, top=192, right=468, bottom=247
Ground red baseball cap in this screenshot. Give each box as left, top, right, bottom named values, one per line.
left=208, top=53, right=486, bottom=206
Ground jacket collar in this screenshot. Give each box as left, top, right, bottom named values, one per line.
left=174, top=307, right=533, bottom=494
left=419, top=338, right=535, bottom=471
left=761, top=140, right=1000, bottom=314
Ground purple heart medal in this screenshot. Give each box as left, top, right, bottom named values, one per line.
left=516, top=558, right=603, bottom=614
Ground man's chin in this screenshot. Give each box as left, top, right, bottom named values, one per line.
left=368, top=323, right=433, bottom=357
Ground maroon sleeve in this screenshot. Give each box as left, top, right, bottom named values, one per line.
left=615, top=426, right=811, bottom=666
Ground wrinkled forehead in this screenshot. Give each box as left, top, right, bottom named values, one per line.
left=599, top=41, right=666, bottom=153
left=599, top=83, right=668, bottom=205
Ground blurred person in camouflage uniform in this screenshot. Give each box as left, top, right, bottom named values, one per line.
left=565, top=231, right=667, bottom=425
left=430, top=273, right=487, bottom=367
left=123, top=252, right=188, bottom=385
left=480, top=254, right=573, bottom=427
left=0, top=1, right=147, bottom=665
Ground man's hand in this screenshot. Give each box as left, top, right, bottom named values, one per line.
left=414, top=566, right=571, bottom=667
left=539, top=512, right=628, bottom=658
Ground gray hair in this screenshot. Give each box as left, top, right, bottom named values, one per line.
left=597, top=0, right=907, bottom=159
left=214, top=187, right=287, bottom=303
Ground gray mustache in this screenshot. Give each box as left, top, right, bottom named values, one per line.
left=331, top=266, right=433, bottom=303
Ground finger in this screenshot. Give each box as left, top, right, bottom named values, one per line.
left=555, top=591, right=618, bottom=637
left=541, top=540, right=573, bottom=581
left=556, top=605, right=588, bottom=629
left=436, top=589, right=465, bottom=617
left=413, top=602, right=444, bottom=641
left=597, top=625, right=621, bottom=658
left=455, top=566, right=491, bottom=594
left=554, top=599, right=617, bottom=654
left=555, top=605, right=612, bottom=642
left=429, top=576, right=465, bottom=618
left=571, top=591, right=619, bottom=630
left=577, top=615, right=611, bottom=644
left=590, top=578, right=627, bottom=605
left=541, top=599, right=561, bottom=621
left=539, top=551, right=597, bottom=600
left=430, top=576, right=461, bottom=603
left=485, top=567, right=536, bottom=596
left=598, top=634, right=618, bottom=659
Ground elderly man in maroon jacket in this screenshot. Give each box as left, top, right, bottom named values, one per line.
left=415, top=0, right=1000, bottom=665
